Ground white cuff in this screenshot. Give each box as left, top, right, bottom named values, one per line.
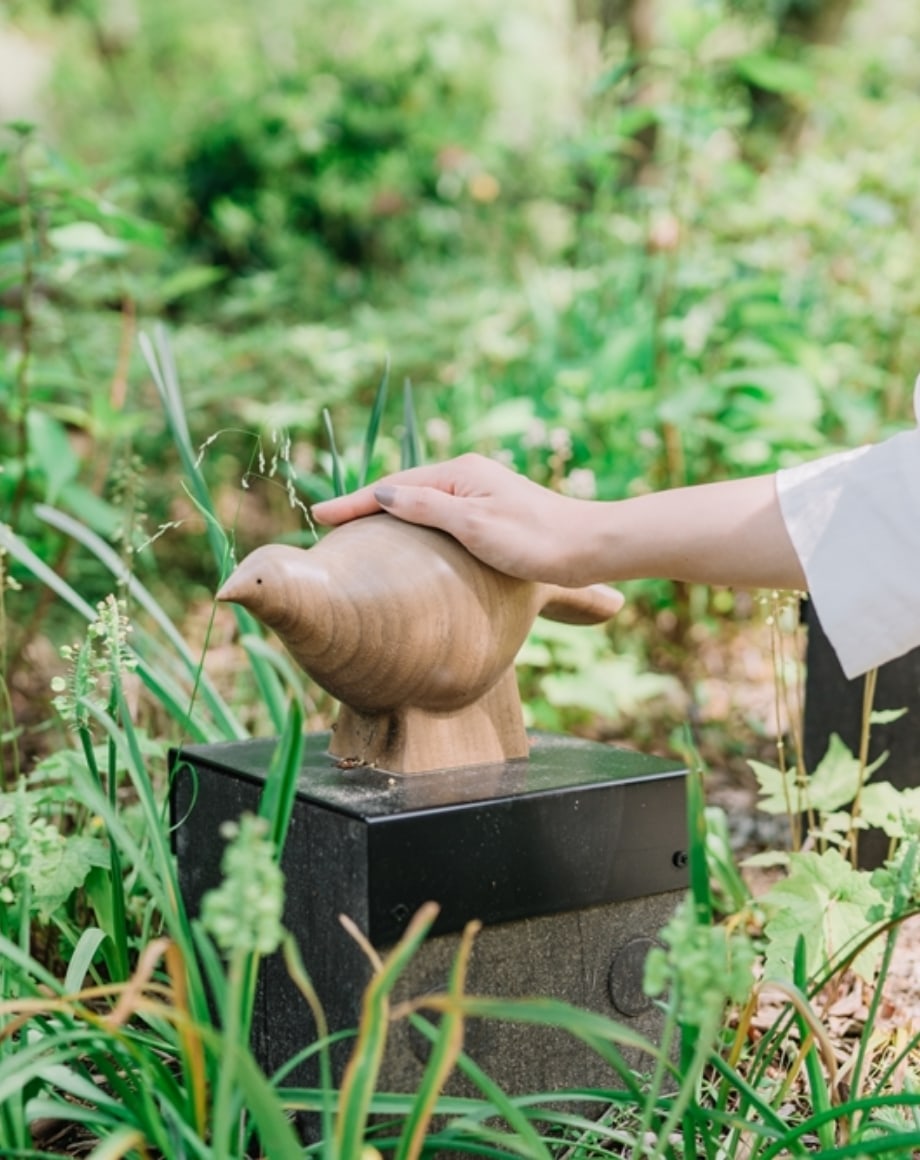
left=777, top=425, right=920, bottom=679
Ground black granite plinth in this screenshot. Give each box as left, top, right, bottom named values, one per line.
left=804, top=601, right=920, bottom=868
left=171, top=731, right=688, bottom=1098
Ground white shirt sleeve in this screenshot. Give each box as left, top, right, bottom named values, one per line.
left=776, top=379, right=920, bottom=679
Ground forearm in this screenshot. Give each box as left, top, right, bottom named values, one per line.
left=312, top=454, right=807, bottom=593
left=578, top=474, right=806, bottom=590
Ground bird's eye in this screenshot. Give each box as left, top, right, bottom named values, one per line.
left=256, top=577, right=263, bottom=585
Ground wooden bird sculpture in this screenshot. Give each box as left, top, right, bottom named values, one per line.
left=217, top=514, right=624, bottom=775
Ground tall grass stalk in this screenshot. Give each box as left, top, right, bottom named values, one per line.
left=140, top=325, right=288, bottom=732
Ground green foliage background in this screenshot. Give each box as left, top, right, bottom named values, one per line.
left=3, top=0, right=920, bottom=743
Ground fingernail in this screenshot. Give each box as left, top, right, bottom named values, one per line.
left=374, top=485, right=396, bottom=507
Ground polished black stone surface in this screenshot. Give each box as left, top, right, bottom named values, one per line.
left=172, top=731, right=688, bottom=944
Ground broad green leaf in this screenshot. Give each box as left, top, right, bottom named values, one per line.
left=761, top=850, right=884, bottom=982
left=751, top=734, right=886, bottom=817
left=157, top=264, right=225, bottom=303
left=57, top=482, right=124, bottom=538
left=809, top=735, right=888, bottom=813
left=26, top=410, right=79, bottom=504
left=715, top=365, right=822, bottom=432
left=748, top=758, right=801, bottom=816
left=47, top=221, right=127, bottom=257
left=32, top=835, right=110, bottom=919
left=859, top=782, right=920, bottom=840
left=734, top=54, right=815, bottom=96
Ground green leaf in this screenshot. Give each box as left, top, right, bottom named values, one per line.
left=64, top=927, right=108, bottom=993
left=748, top=758, right=801, bottom=816
left=322, top=407, right=346, bottom=496
left=540, top=656, right=679, bottom=719
left=715, top=365, right=822, bottom=434
left=157, top=264, right=225, bottom=304
left=751, top=734, right=886, bottom=818
left=57, top=482, right=124, bottom=538
left=31, top=835, right=110, bottom=919
left=358, top=357, right=390, bottom=488
left=870, top=707, right=908, bottom=726
left=598, top=323, right=654, bottom=384
left=741, top=849, right=790, bottom=870
left=859, top=782, right=920, bottom=840
left=258, top=700, right=304, bottom=861
left=26, top=410, right=79, bottom=504
left=47, top=221, right=127, bottom=257
left=761, top=850, right=884, bottom=982
left=401, top=377, right=423, bottom=469
left=810, top=735, right=888, bottom=813
left=734, top=54, right=815, bottom=96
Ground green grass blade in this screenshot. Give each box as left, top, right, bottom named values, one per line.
left=359, top=357, right=390, bottom=488
left=139, top=326, right=222, bottom=563
left=140, top=326, right=288, bottom=733
left=395, top=921, right=494, bottom=1160
left=0, top=520, right=97, bottom=621
left=85, top=1127, right=150, bottom=1159
left=68, top=717, right=208, bottom=1021
left=335, top=902, right=440, bottom=1158
left=422, top=994, right=664, bottom=1094
left=757, top=1091, right=920, bottom=1160
left=34, top=503, right=247, bottom=741
left=0, top=1028, right=122, bottom=1111
left=281, top=935, right=336, bottom=1158
left=258, top=699, right=304, bottom=859
left=401, top=378, right=423, bottom=469
left=240, top=634, right=306, bottom=702
left=227, top=1043, right=306, bottom=1160
left=793, top=935, right=834, bottom=1151
left=406, top=1013, right=552, bottom=1158
left=0, top=522, right=210, bottom=739
left=322, top=407, right=346, bottom=497
left=811, top=1134, right=920, bottom=1158
left=685, top=762, right=712, bottom=926
left=190, top=922, right=229, bottom=1012
left=705, top=1051, right=792, bottom=1139
left=63, top=927, right=108, bottom=993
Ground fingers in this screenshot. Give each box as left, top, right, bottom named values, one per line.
left=311, top=485, right=381, bottom=525
left=311, top=456, right=496, bottom=526
left=373, top=482, right=466, bottom=540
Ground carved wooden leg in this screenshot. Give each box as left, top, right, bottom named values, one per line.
left=329, top=668, right=529, bottom=774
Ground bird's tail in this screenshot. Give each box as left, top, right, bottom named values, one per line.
left=538, top=583, right=624, bottom=626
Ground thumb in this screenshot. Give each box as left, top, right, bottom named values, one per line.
left=373, top=483, right=461, bottom=535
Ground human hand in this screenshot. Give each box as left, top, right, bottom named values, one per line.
left=310, top=453, right=605, bottom=587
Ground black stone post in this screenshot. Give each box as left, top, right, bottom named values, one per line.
left=171, top=732, right=688, bottom=1102
left=803, top=601, right=920, bottom=867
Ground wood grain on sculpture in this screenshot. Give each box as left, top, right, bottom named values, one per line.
left=217, top=513, right=624, bottom=774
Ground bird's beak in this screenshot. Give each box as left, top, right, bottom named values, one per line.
left=216, top=574, right=240, bottom=604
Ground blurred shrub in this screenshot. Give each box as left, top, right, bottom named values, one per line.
left=37, top=0, right=577, bottom=298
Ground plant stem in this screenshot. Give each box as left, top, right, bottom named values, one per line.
left=631, top=1003, right=679, bottom=1159
left=848, top=666, right=878, bottom=866
left=212, top=949, right=246, bottom=1160
left=10, top=131, right=36, bottom=529
left=105, top=688, right=130, bottom=980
